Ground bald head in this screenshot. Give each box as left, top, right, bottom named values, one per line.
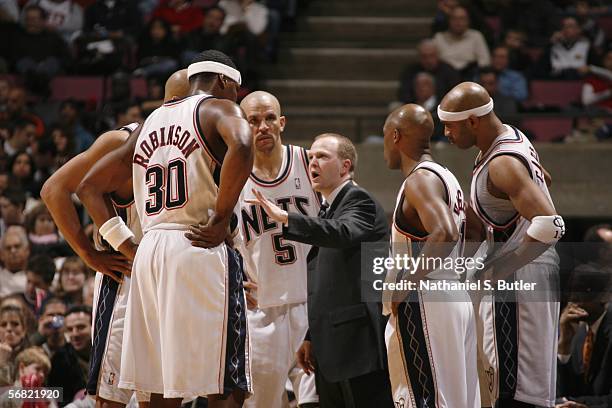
left=383, top=104, right=434, bottom=169
left=440, top=82, right=491, bottom=113
left=164, top=69, right=190, bottom=102
left=240, top=91, right=281, bottom=116
left=386, top=104, right=434, bottom=139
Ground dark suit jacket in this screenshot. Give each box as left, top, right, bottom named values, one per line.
left=558, top=304, right=612, bottom=400
left=283, top=182, right=389, bottom=382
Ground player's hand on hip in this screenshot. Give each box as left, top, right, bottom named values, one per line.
left=117, top=240, right=138, bottom=264
left=243, top=281, right=258, bottom=310
left=297, top=340, right=315, bottom=375
left=245, top=189, right=288, bottom=224
left=186, top=213, right=230, bottom=248
left=84, top=250, right=130, bottom=282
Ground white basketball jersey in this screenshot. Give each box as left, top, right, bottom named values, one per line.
left=133, top=95, right=219, bottom=233
left=470, top=125, right=558, bottom=265
left=391, top=161, right=466, bottom=281
left=238, top=145, right=319, bottom=308
left=93, top=122, right=143, bottom=250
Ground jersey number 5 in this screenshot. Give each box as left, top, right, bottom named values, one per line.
left=271, top=233, right=297, bottom=265
left=145, top=159, right=188, bottom=215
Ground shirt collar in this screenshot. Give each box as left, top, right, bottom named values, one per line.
left=322, top=179, right=351, bottom=207
left=589, top=309, right=607, bottom=337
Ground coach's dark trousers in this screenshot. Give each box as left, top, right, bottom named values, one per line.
left=315, top=368, right=394, bottom=408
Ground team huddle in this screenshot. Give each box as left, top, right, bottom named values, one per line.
left=43, top=50, right=566, bottom=408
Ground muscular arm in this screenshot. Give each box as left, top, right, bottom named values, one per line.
left=76, top=128, right=141, bottom=260
left=488, top=155, right=557, bottom=223
left=402, top=171, right=460, bottom=282
left=185, top=100, right=253, bottom=248
left=214, top=102, right=254, bottom=220
left=484, top=155, right=559, bottom=281
left=41, top=130, right=130, bottom=276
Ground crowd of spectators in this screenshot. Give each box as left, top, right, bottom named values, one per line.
left=398, top=0, right=612, bottom=142
left=0, top=1, right=303, bottom=404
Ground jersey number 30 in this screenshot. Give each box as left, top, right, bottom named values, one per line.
left=145, top=159, right=188, bottom=215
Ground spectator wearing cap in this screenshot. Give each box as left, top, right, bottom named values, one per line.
left=0, top=225, right=30, bottom=297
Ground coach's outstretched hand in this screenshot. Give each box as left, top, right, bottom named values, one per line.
left=297, top=340, right=315, bottom=375
left=245, top=189, right=288, bottom=225
left=186, top=212, right=231, bottom=248
left=84, top=250, right=131, bottom=282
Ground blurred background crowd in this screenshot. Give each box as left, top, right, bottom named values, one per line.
left=0, top=0, right=611, bottom=407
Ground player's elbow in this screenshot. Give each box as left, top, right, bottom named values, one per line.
left=41, top=178, right=61, bottom=205
left=75, top=180, right=95, bottom=204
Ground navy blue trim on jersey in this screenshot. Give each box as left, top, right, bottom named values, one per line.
left=222, top=246, right=250, bottom=395
left=473, top=150, right=533, bottom=231
left=494, top=286, right=519, bottom=400
left=86, top=275, right=121, bottom=396
left=474, top=126, right=523, bottom=171
left=194, top=96, right=225, bottom=165
left=397, top=298, right=437, bottom=408
left=250, top=145, right=292, bottom=186
left=110, top=193, right=133, bottom=208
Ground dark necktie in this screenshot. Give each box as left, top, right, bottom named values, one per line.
left=318, top=201, right=329, bottom=218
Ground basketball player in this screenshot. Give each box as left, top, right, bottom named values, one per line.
left=237, top=91, right=318, bottom=407
left=438, top=82, right=565, bottom=408
left=41, top=70, right=190, bottom=408
left=76, top=50, right=253, bottom=408
left=381, top=104, right=480, bottom=408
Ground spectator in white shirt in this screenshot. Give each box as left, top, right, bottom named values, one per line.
left=432, top=6, right=490, bottom=79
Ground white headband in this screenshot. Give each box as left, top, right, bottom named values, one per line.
left=437, top=98, right=494, bottom=121
left=187, top=61, right=242, bottom=85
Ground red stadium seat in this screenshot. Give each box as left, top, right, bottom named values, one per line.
left=526, top=80, right=583, bottom=107
left=521, top=117, right=573, bottom=142
left=50, top=76, right=104, bottom=102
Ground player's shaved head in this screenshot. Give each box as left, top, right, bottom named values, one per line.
left=240, top=91, right=282, bottom=116
left=386, top=104, right=434, bottom=142
left=439, top=82, right=491, bottom=113
left=383, top=104, right=433, bottom=169
left=164, top=69, right=190, bottom=102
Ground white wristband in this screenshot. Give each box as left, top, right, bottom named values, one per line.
left=99, top=216, right=135, bottom=251
left=526, top=215, right=565, bottom=244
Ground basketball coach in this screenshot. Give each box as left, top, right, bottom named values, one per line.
left=248, top=133, right=393, bottom=407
